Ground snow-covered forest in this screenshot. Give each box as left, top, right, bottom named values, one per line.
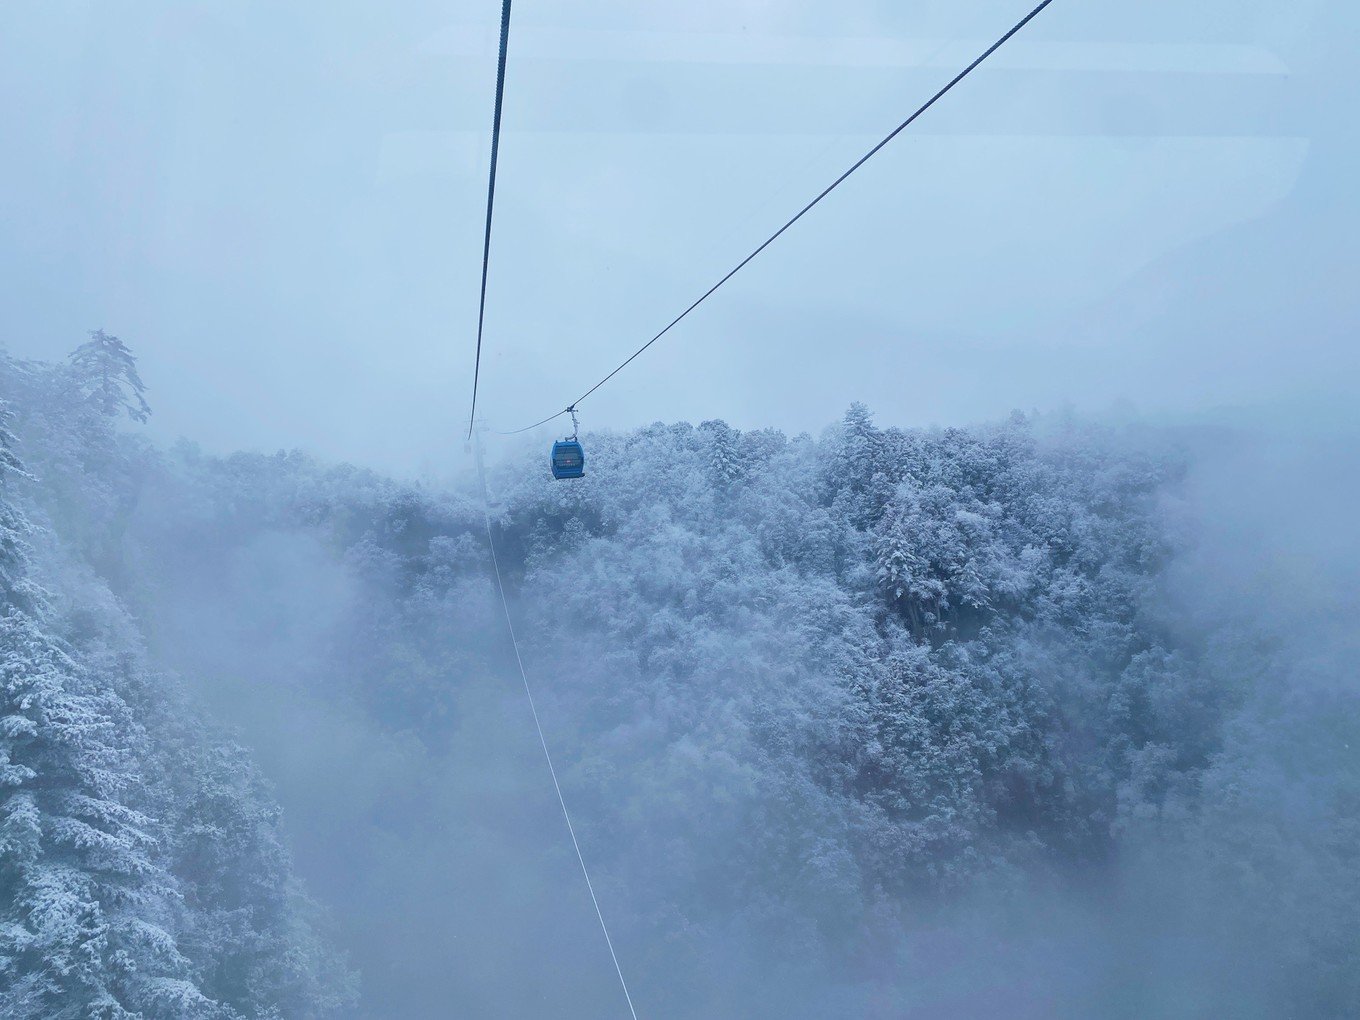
left=2, top=335, right=1357, bottom=1018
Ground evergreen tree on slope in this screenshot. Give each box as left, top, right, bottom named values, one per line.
left=67, top=331, right=150, bottom=425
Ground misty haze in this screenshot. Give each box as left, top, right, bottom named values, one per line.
left=2, top=2, right=1357, bottom=1018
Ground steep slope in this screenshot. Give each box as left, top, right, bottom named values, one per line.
left=0, top=346, right=353, bottom=1019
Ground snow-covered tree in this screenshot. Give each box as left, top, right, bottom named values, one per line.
left=68, top=330, right=150, bottom=424
left=699, top=419, right=745, bottom=488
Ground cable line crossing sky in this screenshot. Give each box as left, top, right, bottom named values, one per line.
left=467, top=0, right=514, bottom=440
left=485, top=0, right=1058, bottom=436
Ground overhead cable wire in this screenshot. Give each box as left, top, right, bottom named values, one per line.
left=503, top=0, right=1056, bottom=435
left=474, top=438, right=640, bottom=1019
left=467, top=0, right=515, bottom=440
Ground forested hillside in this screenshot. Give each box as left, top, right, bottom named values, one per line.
left=1, top=336, right=353, bottom=1018
left=3, top=336, right=1357, bottom=1018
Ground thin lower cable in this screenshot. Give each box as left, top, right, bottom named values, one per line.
left=479, top=496, right=639, bottom=1019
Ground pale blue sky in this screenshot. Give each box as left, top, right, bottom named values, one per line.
left=1, top=0, right=1354, bottom=474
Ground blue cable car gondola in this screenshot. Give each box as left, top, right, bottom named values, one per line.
left=550, top=408, right=585, bottom=480
left=551, top=439, right=584, bottom=479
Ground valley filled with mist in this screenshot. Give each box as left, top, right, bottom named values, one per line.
left=3, top=335, right=1356, bottom=1018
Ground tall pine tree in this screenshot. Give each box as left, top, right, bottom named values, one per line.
left=68, top=330, right=150, bottom=424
